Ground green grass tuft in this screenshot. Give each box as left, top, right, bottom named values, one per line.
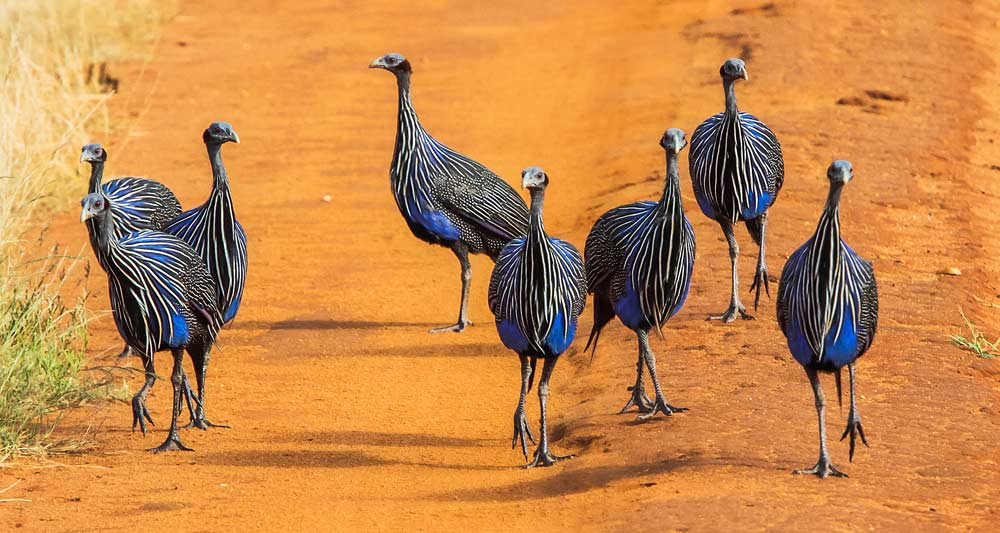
left=951, top=309, right=1000, bottom=359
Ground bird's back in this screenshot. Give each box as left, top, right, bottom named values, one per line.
left=777, top=237, right=877, bottom=370
left=102, top=177, right=182, bottom=235
left=393, top=129, right=529, bottom=258
left=165, top=191, right=247, bottom=324
left=586, top=200, right=694, bottom=331
left=105, top=230, right=221, bottom=357
left=689, top=111, right=783, bottom=222
left=489, top=235, right=586, bottom=357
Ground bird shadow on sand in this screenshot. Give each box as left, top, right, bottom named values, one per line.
left=272, top=429, right=497, bottom=448
left=432, top=451, right=777, bottom=501
left=197, top=446, right=510, bottom=472
left=229, top=319, right=437, bottom=331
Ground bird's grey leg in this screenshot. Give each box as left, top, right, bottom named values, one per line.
left=636, top=329, right=688, bottom=420
left=840, top=363, right=869, bottom=462
left=748, top=212, right=770, bottom=311
left=512, top=354, right=536, bottom=462
left=181, top=370, right=199, bottom=424
left=619, top=348, right=654, bottom=414
left=429, top=243, right=473, bottom=333
left=132, top=354, right=156, bottom=434
left=184, top=344, right=229, bottom=430
left=709, top=220, right=753, bottom=322
left=150, top=348, right=193, bottom=453
left=794, top=367, right=846, bottom=478
left=526, top=357, right=574, bottom=468
left=116, top=344, right=133, bottom=359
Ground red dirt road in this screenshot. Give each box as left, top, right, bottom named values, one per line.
left=4, top=0, right=1000, bottom=530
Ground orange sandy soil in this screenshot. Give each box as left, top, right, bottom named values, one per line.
left=3, top=0, right=1000, bottom=530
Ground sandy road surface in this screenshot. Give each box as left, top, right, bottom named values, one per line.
left=3, top=0, right=1000, bottom=530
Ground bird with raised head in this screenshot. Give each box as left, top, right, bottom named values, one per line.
left=584, top=128, right=695, bottom=419
left=165, top=121, right=246, bottom=430
left=488, top=167, right=586, bottom=468
left=689, top=58, right=784, bottom=322
left=81, top=193, right=222, bottom=453
left=370, top=52, right=529, bottom=334
left=776, top=160, right=878, bottom=478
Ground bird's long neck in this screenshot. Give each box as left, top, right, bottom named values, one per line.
left=391, top=72, right=421, bottom=183
left=723, top=78, right=739, bottom=116
left=89, top=208, right=117, bottom=257
left=87, top=161, right=105, bottom=194
left=811, top=182, right=845, bottom=275
left=657, top=151, right=683, bottom=214
left=207, top=143, right=231, bottom=196
left=527, top=189, right=547, bottom=244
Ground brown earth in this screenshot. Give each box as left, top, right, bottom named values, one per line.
left=3, top=0, right=1000, bottom=530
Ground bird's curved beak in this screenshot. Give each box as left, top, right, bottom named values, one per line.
left=741, top=71, right=749, bottom=81
left=80, top=208, right=95, bottom=223
left=230, top=130, right=240, bottom=144
left=369, top=58, right=385, bottom=69
left=79, top=153, right=87, bottom=163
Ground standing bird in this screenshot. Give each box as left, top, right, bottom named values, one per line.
left=165, top=121, right=246, bottom=429
left=776, top=160, right=878, bottom=478
left=80, top=143, right=182, bottom=359
left=489, top=167, right=586, bottom=468
left=584, top=129, right=695, bottom=419
left=689, top=58, right=784, bottom=322
left=370, top=53, right=530, bottom=333
left=81, top=193, right=222, bottom=452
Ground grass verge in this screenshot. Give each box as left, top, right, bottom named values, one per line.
left=951, top=309, right=999, bottom=359
left=0, top=0, right=174, bottom=461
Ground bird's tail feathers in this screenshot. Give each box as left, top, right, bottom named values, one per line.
left=584, top=294, right=616, bottom=364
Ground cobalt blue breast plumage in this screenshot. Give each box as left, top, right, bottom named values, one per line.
left=776, top=160, right=878, bottom=478
left=489, top=167, right=585, bottom=468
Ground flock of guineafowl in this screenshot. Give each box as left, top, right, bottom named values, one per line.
left=79, top=54, right=877, bottom=479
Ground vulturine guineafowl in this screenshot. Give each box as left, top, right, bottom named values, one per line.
left=81, top=193, right=222, bottom=453
left=165, top=121, right=246, bottom=430
left=690, top=58, right=784, bottom=322
left=370, top=53, right=529, bottom=333
left=80, top=143, right=182, bottom=360
left=584, top=129, right=695, bottom=419
left=776, top=160, right=878, bottom=478
left=489, top=167, right=586, bottom=468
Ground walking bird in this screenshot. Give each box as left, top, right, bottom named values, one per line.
left=690, top=58, right=784, bottom=322
left=80, top=143, right=182, bottom=359
left=489, top=167, right=586, bottom=468
left=165, top=121, right=246, bottom=429
left=584, top=129, right=695, bottom=419
left=370, top=52, right=529, bottom=333
left=81, top=193, right=222, bottom=453
left=776, top=160, right=878, bottom=478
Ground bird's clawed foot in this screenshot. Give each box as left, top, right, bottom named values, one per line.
left=131, top=396, right=154, bottom=434
left=636, top=397, right=688, bottom=421
left=512, top=408, right=536, bottom=462
left=708, top=303, right=754, bottom=323
left=149, top=434, right=194, bottom=454
left=840, top=413, right=869, bottom=462
left=183, top=417, right=231, bottom=431
left=619, top=384, right=655, bottom=414
left=429, top=319, right=473, bottom=334
left=793, top=457, right=847, bottom=478
left=525, top=446, right=574, bottom=469
left=748, top=267, right=771, bottom=311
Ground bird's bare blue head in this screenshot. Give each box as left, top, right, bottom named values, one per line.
left=80, top=192, right=109, bottom=223
left=827, top=160, right=854, bottom=184
left=720, top=58, right=748, bottom=82
left=659, top=128, right=687, bottom=154
left=521, top=166, right=549, bottom=191
left=369, top=53, right=412, bottom=76
left=203, top=121, right=240, bottom=146
left=80, top=143, right=107, bottom=164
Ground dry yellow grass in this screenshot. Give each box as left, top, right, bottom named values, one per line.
left=0, top=0, right=174, bottom=459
